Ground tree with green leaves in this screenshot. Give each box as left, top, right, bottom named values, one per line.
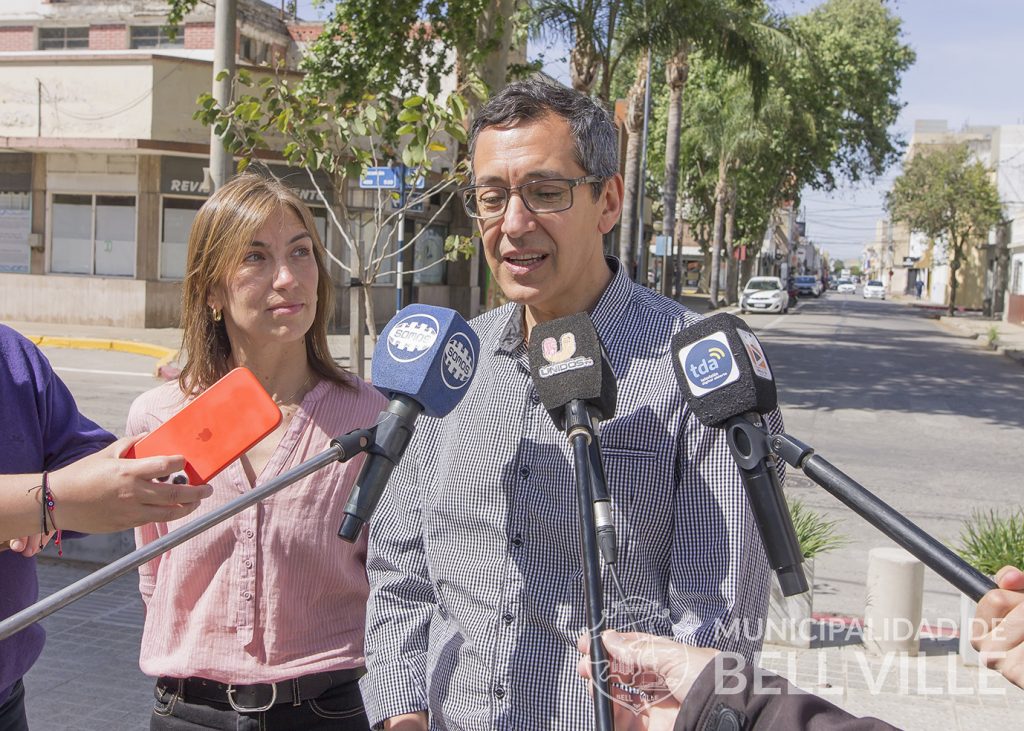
left=783, top=0, right=915, bottom=191
left=165, top=0, right=520, bottom=374
left=887, top=143, right=1003, bottom=317
left=529, top=0, right=626, bottom=102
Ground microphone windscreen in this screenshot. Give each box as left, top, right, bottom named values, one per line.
left=528, top=312, right=617, bottom=426
left=372, top=304, right=480, bottom=418
left=671, top=313, right=777, bottom=427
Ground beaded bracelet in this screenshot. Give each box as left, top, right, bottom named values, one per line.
left=41, top=471, right=62, bottom=557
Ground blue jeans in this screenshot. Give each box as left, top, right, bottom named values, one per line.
left=150, top=676, right=369, bottom=730
left=0, top=681, right=27, bottom=731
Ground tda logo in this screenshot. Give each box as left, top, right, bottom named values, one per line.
left=678, top=332, right=739, bottom=397
left=538, top=332, right=594, bottom=378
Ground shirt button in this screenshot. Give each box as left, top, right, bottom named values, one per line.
left=502, top=612, right=514, bottom=625
left=242, top=591, right=252, bottom=600
left=511, top=535, right=523, bottom=547
left=244, top=529, right=254, bottom=539
left=494, top=686, right=505, bottom=699
left=243, top=559, right=253, bottom=569
left=530, top=392, right=540, bottom=405
left=519, top=466, right=530, bottom=478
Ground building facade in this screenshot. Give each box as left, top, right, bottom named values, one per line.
left=0, top=0, right=474, bottom=327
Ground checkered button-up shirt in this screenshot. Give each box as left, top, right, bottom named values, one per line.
left=362, top=260, right=777, bottom=730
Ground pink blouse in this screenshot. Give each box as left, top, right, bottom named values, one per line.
left=128, top=376, right=386, bottom=684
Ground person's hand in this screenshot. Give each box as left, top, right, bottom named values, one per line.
left=48, top=435, right=214, bottom=533
left=383, top=711, right=427, bottom=730
left=972, top=565, right=1024, bottom=689
left=7, top=532, right=54, bottom=557
left=577, top=630, right=719, bottom=731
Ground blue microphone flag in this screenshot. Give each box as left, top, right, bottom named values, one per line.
left=372, top=304, right=480, bottom=418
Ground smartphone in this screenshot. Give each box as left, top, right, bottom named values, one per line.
left=123, top=367, right=282, bottom=485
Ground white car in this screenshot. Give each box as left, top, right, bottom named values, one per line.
left=863, top=280, right=886, bottom=299
left=740, top=276, right=790, bottom=314
left=836, top=278, right=856, bottom=294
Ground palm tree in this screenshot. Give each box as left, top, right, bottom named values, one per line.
left=530, top=0, right=626, bottom=101
left=621, top=0, right=791, bottom=289
left=660, top=44, right=690, bottom=294
left=618, top=52, right=649, bottom=275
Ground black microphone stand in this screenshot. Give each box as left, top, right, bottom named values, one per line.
left=0, top=429, right=375, bottom=643
left=565, top=400, right=615, bottom=731
left=725, top=415, right=808, bottom=597
left=771, top=433, right=996, bottom=602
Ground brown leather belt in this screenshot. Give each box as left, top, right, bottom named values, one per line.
left=157, top=667, right=365, bottom=713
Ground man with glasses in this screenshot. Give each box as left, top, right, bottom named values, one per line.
left=361, top=77, right=775, bottom=730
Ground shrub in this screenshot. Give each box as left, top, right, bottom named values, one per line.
left=788, top=499, right=847, bottom=560
left=957, top=509, right=1024, bottom=576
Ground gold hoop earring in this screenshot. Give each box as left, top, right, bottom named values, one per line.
left=211, top=307, right=222, bottom=323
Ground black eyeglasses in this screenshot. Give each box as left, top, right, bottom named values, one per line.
left=460, top=176, right=604, bottom=219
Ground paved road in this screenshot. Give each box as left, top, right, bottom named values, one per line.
left=740, top=292, right=1024, bottom=623
left=18, top=302, right=1024, bottom=729
left=41, top=347, right=165, bottom=435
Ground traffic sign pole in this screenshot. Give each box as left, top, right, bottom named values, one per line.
left=395, top=164, right=406, bottom=311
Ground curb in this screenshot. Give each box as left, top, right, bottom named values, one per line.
left=27, top=335, right=178, bottom=379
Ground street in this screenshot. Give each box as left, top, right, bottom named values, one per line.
left=20, top=296, right=1024, bottom=730
left=741, top=292, right=1024, bottom=622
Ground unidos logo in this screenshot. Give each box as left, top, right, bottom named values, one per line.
left=386, top=314, right=439, bottom=362
left=538, top=331, right=594, bottom=378
left=541, top=333, right=577, bottom=363
left=441, top=332, right=475, bottom=390
left=678, top=331, right=739, bottom=397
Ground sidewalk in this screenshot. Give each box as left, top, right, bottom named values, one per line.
left=24, top=557, right=1024, bottom=730
left=4, top=319, right=375, bottom=378
left=881, top=294, right=1024, bottom=367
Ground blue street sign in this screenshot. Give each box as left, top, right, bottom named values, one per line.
left=359, top=167, right=399, bottom=190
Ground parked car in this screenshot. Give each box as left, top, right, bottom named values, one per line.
left=740, top=276, right=790, bottom=314
left=836, top=278, right=856, bottom=294
left=793, top=275, right=823, bottom=297
left=863, top=280, right=886, bottom=299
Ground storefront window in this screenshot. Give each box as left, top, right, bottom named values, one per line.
left=161, top=197, right=203, bottom=280
left=0, top=193, right=32, bottom=274
left=51, top=193, right=136, bottom=276
left=413, top=224, right=447, bottom=285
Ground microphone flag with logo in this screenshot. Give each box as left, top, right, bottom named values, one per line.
left=671, top=313, right=777, bottom=426
left=527, top=312, right=616, bottom=430
left=672, top=313, right=808, bottom=597
left=339, top=304, right=479, bottom=541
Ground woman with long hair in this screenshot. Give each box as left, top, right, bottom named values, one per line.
left=128, top=173, right=385, bottom=730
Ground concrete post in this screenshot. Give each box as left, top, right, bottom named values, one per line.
left=209, top=0, right=237, bottom=191
left=863, top=547, right=924, bottom=656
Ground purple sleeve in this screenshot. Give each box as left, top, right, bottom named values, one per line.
left=37, top=360, right=115, bottom=471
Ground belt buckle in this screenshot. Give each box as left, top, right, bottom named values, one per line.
left=225, top=682, right=277, bottom=713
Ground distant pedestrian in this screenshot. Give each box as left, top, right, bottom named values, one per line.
left=915, top=278, right=924, bottom=298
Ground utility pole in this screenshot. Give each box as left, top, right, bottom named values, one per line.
left=209, top=0, right=237, bottom=192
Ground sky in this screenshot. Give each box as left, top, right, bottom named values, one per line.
left=295, top=1, right=1024, bottom=263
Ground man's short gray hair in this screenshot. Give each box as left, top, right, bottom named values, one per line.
left=468, top=77, right=618, bottom=197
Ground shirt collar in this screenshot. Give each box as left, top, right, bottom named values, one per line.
left=494, top=256, right=633, bottom=354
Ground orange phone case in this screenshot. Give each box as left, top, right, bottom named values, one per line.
left=124, top=367, right=281, bottom=485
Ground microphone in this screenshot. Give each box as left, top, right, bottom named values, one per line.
left=671, top=313, right=808, bottom=596
left=527, top=311, right=618, bottom=730
left=528, top=313, right=618, bottom=559
left=528, top=312, right=616, bottom=430
left=338, top=304, right=479, bottom=542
